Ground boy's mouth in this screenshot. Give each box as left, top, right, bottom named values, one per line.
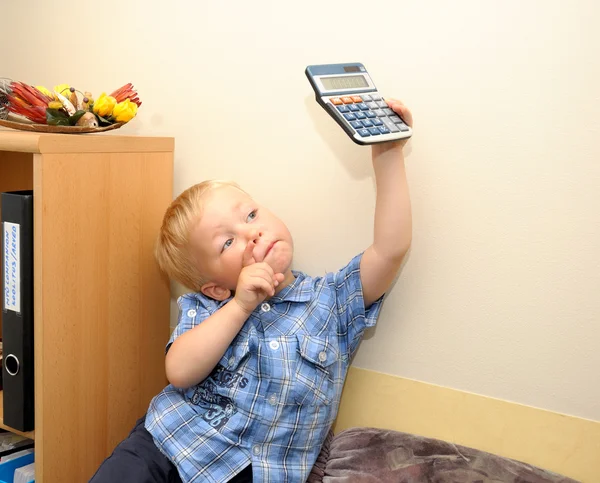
left=264, top=240, right=277, bottom=259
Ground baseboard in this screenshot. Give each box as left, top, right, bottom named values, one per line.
left=334, top=367, right=599, bottom=482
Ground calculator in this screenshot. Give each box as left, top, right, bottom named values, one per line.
left=306, top=63, right=412, bottom=145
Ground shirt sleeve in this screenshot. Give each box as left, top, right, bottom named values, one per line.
left=166, top=293, right=216, bottom=354
left=330, top=252, right=385, bottom=358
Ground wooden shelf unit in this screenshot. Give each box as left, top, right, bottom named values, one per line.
left=0, top=130, right=173, bottom=482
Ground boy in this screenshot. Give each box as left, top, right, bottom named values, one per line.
left=91, top=100, right=413, bottom=483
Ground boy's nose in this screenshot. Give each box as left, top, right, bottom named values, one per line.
left=248, top=228, right=262, bottom=243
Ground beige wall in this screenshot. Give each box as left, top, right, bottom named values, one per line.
left=5, top=0, right=599, bottom=422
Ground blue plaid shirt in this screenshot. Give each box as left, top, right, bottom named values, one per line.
left=145, top=253, right=383, bottom=483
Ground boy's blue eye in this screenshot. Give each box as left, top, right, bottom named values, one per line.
left=246, top=210, right=257, bottom=222
left=223, top=239, right=233, bottom=251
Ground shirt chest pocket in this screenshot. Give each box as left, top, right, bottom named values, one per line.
left=293, top=334, right=340, bottom=406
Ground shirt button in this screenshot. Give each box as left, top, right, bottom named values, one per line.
left=318, top=351, right=327, bottom=362
left=187, top=309, right=197, bottom=318
left=260, top=302, right=271, bottom=312
left=268, top=394, right=277, bottom=406
left=252, top=445, right=261, bottom=456
left=269, top=340, right=280, bottom=350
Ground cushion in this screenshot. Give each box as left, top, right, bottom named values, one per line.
left=308, top=427, right=579, bottom=483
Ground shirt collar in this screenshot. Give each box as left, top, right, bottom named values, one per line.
left=191, top=270, right=313, bottom=307
left=269, top=270, right=313, bottom=303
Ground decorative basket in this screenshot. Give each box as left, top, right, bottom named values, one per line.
left=0, top=80, right=141, bottom=134
left=0, top=118, right=125, bottom=134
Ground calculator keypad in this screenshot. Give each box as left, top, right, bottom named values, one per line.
left=330, top=93, right=409, bottom=139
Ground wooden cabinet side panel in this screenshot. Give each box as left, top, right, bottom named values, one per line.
left=36, top=151, right=172, bottom=482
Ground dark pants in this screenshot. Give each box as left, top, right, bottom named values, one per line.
left=90, top=416, right=252, bottom=483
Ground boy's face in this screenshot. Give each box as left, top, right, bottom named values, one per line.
left=190, top=185, right=294, bottom=296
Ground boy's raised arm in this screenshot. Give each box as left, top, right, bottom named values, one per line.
left=360, top=100, right=413, bottom=308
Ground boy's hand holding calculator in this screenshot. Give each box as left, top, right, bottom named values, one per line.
left=306, top=63, right=412, bottom=145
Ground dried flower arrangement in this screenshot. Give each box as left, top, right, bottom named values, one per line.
left=0, top=79, right=141, bottom=133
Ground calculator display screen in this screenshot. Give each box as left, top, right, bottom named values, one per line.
left=320, top=75, right=368, bottom=90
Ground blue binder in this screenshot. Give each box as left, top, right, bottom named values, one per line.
left=0, top=451, right=34, bottom=483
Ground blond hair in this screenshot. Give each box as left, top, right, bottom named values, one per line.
left=155, top=180, right=245, bottom=292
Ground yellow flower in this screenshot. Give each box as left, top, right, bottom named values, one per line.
left=54, top=84, right=71, bottom=97
left=112, top=99, right=138, bottom=123
left=48, top=101, right=63, bottom=110
left=36, top=86, right=56, bottom=99
left=93, top=93, right=117, bottom=118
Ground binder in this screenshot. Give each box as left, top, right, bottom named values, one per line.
left=0, top=450, right=34, bottom=483
left=1, top=191, right=34, bottom=432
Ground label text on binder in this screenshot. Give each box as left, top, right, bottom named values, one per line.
left=3, top=221, right=20, bottom=313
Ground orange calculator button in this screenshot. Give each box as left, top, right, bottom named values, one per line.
left=341, top=97, right=354, bottom=104
left=351, top=96, right=363, bottom=103
left=330, top=98, right=343, bottom=105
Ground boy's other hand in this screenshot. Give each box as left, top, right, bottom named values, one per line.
left=234, top=241, right=284, bottom=315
